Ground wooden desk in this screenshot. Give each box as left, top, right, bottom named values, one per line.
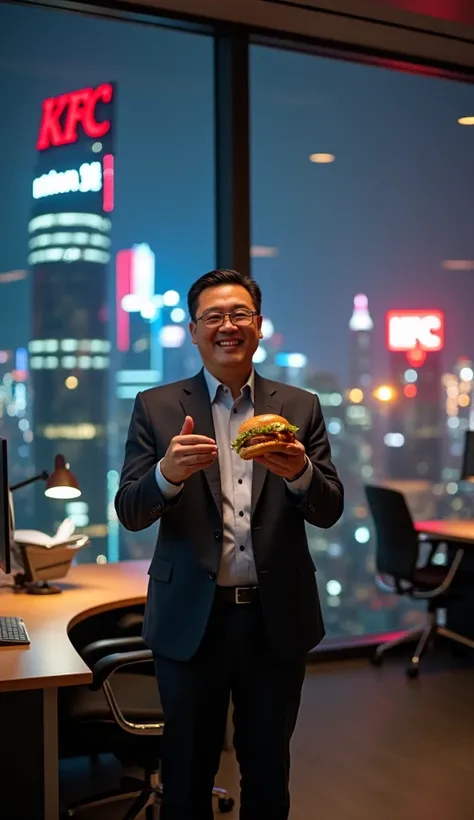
left=415, top=519, right=474, bottom=544
left=0, top=560, right=149, bottom=820
left=416, top=519, right=474, bottom=648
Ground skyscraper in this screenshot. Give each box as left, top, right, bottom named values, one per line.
left=112, top=243, right=191, bottom=558
left=28, top=83, right=115, bottom=557
left=385, top=309, right=444, bottom=483
left=349, top=293, right=374, bottom=390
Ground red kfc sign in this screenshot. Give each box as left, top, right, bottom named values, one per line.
left=37, top=83, right=113, bottom=151
left=386, top=310, right=444, bottom=352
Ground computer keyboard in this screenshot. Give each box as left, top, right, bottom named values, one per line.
left=0, top=616, right=30, bottom=646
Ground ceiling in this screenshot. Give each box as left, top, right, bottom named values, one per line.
left=371, top=1, right=474, bottom=27
left=109, top=0, right=474, bottom=66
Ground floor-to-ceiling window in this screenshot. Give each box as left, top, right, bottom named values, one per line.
left=250, top=44, right=474, bottom=638
left=3, top=0, right=474, bottom=643
left=0, top=3, right=215, bottom=563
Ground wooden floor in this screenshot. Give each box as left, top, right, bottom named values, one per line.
left=60, top=655, right=474, bottom=819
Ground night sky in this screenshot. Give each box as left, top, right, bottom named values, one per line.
left=1, top=2, right=474, bottom=388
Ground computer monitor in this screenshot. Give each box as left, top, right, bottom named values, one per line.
left=0, top=437, right=12, bottom=575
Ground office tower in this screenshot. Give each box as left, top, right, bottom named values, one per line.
left=384, top=309, right=444, bottom=484
left=0, top=349, right=33, bottom=510
left=346, top=294, right=377, bottom=476
left=349, top=293, right=374, bottom=390
left=113, top=244, right=189, bottom=559
left=28, top=83, right=115, bottom=557
left=442, top=357, right=474, bottom=479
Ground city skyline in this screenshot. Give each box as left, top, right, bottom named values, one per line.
left=1, top=4, right=474, bottom=384
left=2, top=0, right=474, bottom=639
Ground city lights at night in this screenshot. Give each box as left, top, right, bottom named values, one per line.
left=2, top=1, right=474, bottom=648
left=373, top=385, right=395, bottom=402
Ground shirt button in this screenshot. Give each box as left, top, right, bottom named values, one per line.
left=208, top=571, right=216, bottom=580
left=214, top=529, right=222, bottom=540
left=239, top=545, right=245, bottom=552
left=233, top=408, right=238, bottom=414
left=239, top=510, right=244, bottom=517
left=238, top=479, right=243, bottom=485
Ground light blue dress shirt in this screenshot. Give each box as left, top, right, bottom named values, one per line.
left=155, top=369, right=313, bottom=586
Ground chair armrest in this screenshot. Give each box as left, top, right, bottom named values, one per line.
left=412, top=548, right=465, bottom=599
left=82, top=636, right=146, bottom=667
left=88, top=648, right=163, bottom=736
left=90, top=648, right=154, bottom=690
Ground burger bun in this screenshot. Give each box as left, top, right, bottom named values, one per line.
left=239, top=439, right=290, bottom=460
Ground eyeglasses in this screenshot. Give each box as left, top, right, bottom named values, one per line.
left=196, top=309, right=258, bottom=329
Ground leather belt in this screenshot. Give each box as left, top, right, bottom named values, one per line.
left=215, top=585, right=259, bottom=605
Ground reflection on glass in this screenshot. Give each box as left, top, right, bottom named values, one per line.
left=250, top=44, right=474, bottom=638
left=0, top=3, right=214, bottom=562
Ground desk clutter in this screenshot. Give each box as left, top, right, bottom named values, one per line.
left=11, top=517, right=89, bottom=594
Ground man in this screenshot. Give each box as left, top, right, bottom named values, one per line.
left=115, top=269, right=343, bottom=820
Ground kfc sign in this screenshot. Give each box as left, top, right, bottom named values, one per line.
left=37, top=83, right=113, bottom=151
left=387, top=310, right=444, bottom=352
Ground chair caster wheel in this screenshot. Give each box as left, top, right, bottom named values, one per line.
left=371, top=652, right=383, bottom=666
left=218, top=797, right=235, bottom=813
left=406, top=666, right=419, bottom=679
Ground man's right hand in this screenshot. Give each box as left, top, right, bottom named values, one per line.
left=160, top=416, right=218, bottom=485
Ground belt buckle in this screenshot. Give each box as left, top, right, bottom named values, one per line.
left=235, top=586, right=249, bottom=604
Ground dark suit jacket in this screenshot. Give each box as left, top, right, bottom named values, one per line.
left=115, top=370, right=343, bottom=662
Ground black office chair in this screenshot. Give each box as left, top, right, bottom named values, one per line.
left=365, top=485, right=474, bottom=678
left=59, top=636, right=235, bottom=818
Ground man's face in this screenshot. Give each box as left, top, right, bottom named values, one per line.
left=190, top=284, right=262, bottom=375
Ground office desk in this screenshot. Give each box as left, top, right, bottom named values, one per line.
left=416, top=520, right=474, bottom=644
left=416, top=519, right=474, bottom=544
left=0, top=560, right=149, bottom=820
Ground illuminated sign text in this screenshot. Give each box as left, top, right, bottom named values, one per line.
left=37, top=83, right=113, bottom=151
left=386, top=310, right=444, bottom=352
left=33, top=162, right=102, bottom=200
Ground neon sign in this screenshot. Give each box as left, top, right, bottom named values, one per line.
left=37, top=83, right=113, bottom=151
left=386, top=310, right=444, bottom=353
left=32, top=161, right=102, bottom=200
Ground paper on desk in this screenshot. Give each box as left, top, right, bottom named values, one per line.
left=14, top=517, right=76, bottom=548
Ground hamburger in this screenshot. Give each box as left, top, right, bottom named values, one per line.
left=231, top=414, right=298, bottom=460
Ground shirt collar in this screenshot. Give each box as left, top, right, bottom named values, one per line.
left=203, top=368, right=255, bottom=404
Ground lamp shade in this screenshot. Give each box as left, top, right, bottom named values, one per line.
left=44, top=454, right=81, bottom=499
left=461, top=430, right=474, bottom=482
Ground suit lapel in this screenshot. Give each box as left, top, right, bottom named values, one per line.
left=251, top=373, right=283, bottom=514
left=180, top=370, right=223, bottom=520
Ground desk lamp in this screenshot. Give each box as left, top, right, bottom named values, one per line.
left=10, top=454, right=81, bottom=499
left=461, top=430, right=474, bottom=483
left=10, top=455, right=85, bottom=594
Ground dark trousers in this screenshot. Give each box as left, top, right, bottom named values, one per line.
left=154, top=597, right=306, bottom=820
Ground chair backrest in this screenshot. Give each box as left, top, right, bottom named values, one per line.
left=365, top=485, right=419, bottom=579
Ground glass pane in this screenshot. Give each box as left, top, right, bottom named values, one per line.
left=0, top=4, right=215, bottom=563
left=250, top=44, right=474, bottom=638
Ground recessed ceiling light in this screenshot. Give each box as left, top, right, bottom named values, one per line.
left=458, top=116, right=474, bottom=126
left=250, top=246, right=279, bottom=258
left=442, top=260, right=474, bottom=270
left=309, top=153, right=335, bottom=164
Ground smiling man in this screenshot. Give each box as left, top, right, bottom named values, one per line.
left=115, top=269, right=344, bottom=820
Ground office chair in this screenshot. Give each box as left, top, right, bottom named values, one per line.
left=59, top=635, right=234, bottom=818
left=365, top=485, right=474, bottom=678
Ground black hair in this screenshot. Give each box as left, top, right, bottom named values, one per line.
left=187, top=269, right=262, bottom=321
